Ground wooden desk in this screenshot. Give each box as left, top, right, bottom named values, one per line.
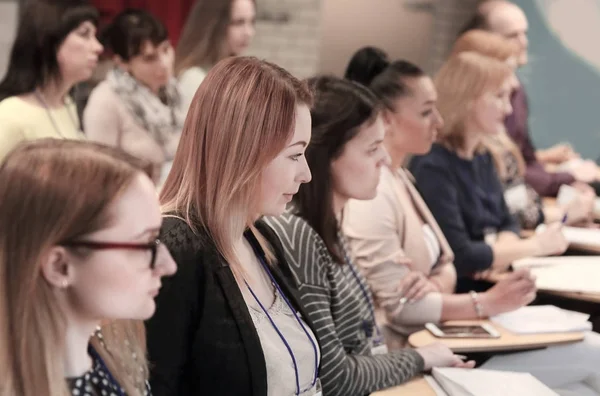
left=541, top=289, right=600, bottom=304
left=408, top=320, right=584, bottom=353
left=371, top=377, right=435, bottom=396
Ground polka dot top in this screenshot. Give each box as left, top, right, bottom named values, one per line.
left=66, top=344, right=150, bottom=396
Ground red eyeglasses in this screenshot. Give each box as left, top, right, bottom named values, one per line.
left=61, top=239, right=162, bottom=269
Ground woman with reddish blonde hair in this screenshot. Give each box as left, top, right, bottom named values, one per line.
left=146, top=56, right=321, bottom=396
left=0, top=139, right=176, bottom=396
left=451, top=30, right=595, bottom=229
left=410, top=52, right=568, bottom=292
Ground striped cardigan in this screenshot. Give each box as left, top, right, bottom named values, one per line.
left=264, top=213, right=424, bottom=396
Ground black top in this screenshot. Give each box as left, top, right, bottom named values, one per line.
left=145, top=216, right=320, bottom=396
left=410, top=144, right=520, bottom=278
left=67, top=341, right=150, bottom=396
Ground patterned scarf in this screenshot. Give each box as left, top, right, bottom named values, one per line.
left=106, top=67, right=185, bottom=151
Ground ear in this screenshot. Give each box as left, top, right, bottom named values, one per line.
left=381, top=110, right=396, bottom=136
left=381, top=109, right=393, bottom=126
left=40, top=246, right=73, bottom=289
left=112, top=55, right=129, bottom=72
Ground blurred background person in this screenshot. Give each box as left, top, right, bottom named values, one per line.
left=0, top=0, right=103, bottom=162
left=84, top=8, right=184, bottom=185
left=0, top=139, right=176, bottom=396
left=451, top=29, right=595, bottom=230
left=175, top=0, right=256, bottom=112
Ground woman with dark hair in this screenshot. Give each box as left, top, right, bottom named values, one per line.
left=264, top=76, right=473, bottom=396
left=343, top=47, right=534, bottom=349
left=175, top=0, right=256, bottom=111
left=343, top=46, right=390, bottom=87
left=0, top=0, right=103, bottom=161
left=84, top=9, right=184, bottom=185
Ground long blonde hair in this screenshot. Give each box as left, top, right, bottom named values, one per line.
left=451, top=30, right=524, bottom=179
left=160, top=57, right=312, bottom=276
left=435, top=52, right=512, bottom=153
left=0, top=139, right=152, bottom=396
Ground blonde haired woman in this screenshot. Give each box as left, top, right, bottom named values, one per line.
left=175, top=0, right=256, bottom=112
left=451, top=29, right=594, bottom=229
left=410, top=52, right=568, bottom=293
left=146, top=57, right=321, bottom=396
left=0, top=139, right=176, bottom=396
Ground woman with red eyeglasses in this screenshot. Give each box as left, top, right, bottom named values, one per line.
left=0, top=139, right=176, bottom=396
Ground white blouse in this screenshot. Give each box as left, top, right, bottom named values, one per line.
left=248, top=287, right=321, bottom=396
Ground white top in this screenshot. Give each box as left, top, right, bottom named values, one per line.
left=248, top=287, right=321, bottom=396
left=422, top=224, right=441, bottom=268
left=177, top=66, right=207, bottom=113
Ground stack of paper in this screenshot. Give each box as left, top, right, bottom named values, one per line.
left=491, top=306, right=591, bottom=334
left=561, top=227, right=600, bottom=247
left=511, top=256, right=600, bottom=294
left=428, top=368, right=558, bottom=396
left=532, top=262, right=600, bottom=294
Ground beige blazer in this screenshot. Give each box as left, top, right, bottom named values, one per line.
left=344, top=166, right=455, bottom=347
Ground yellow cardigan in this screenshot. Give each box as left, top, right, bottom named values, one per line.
left=0, top=96, right=82, bottom=161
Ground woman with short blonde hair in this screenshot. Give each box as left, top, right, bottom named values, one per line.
left=0, top=139, right=176, bottom=396
left=147, top=56, right=321, bottom=396
left=411, top=52, right=568, bottom=292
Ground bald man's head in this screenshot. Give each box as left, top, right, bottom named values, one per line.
left=478, top=1, right=529, bottom=65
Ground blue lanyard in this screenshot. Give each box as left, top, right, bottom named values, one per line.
left=341, top=246, right=382, bottom=340
left=88, top=345, right=126, bottom=396
left=245, top=239, right=319, bottom=395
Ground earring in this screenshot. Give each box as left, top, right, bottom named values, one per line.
left=62, top=279, right=69, bottom=289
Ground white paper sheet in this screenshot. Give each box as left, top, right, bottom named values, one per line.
left=529, top=262, right=600, bottom=293
left=491, top=305, right=591, bottom=334
left=432, top=368, right=559, bottom=396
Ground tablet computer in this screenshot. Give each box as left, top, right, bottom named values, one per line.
left=425, top=322, right=501, bottom=339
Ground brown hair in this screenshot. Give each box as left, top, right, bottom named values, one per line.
left=295, top=76, right=382, bottom=264
left=0, top=139, right=152, bottom=396
left=160, top=56, right=312, bottom=276
left=174, top=0, right=254, bottom=76
left=435, top=52, right=512, bottom=151
left=451, top=30, right=524, bottom=179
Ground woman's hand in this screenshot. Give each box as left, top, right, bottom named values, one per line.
left=480, top=268, right=537, bottom=316
left=398, top=271, right=440, bottom=304
left=417, top=343, right=476, bottom=370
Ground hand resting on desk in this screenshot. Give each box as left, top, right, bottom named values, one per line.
left=416, top=343, right=476, bottom=371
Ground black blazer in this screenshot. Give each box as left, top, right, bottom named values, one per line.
left=146, top=216, right=320, bottom=396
